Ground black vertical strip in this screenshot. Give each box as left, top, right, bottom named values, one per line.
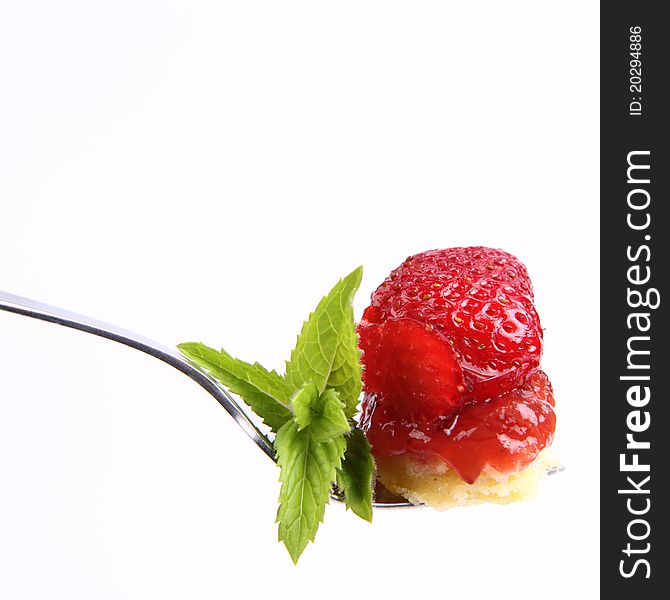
left=601, top=2, right=668, bottom=597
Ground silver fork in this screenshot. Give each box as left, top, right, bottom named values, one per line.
left=0, top=290, right=412, bottom=508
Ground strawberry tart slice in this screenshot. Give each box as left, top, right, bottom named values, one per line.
left=358, top=247, right=557, bottom=509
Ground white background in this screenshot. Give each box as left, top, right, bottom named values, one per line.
left=0, top=2, right=599, bottom=598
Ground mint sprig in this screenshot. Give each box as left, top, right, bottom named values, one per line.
left=178, top=266, right=374, bottom=563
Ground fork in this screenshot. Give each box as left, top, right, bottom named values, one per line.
left=0, top=289, right=412, bottom=507
left=1, top=290, right=564, bottom=508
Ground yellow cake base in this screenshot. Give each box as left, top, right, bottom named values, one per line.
left=376, top=450, right=558, bottom=510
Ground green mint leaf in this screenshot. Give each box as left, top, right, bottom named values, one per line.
left=291, top=381, right=320, bottom=430
left=178, top=342, right=293, bottom=432
left=292, top=385, right=350, bottom=441
left=328, top=306, right=362, bottom=419
left=285, top=267, right=363, bottom=418
left=275, top=420, right=346, bottom=563
left=310, top=389, right=351, bottom=440
left=336, top=428, right=374, bottom=522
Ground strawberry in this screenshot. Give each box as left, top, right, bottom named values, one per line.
left=360, top=369, right=556, bottom=483
left=357, top=247, right=555, bottom=482
left=359, top=247, right=542, bottom=404
left=358, top=318, right=465, bottom=420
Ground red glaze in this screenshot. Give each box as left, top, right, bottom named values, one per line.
left=360, top=369, right=556, bottom=484
left=358, top=248, right=556, bottom=484
left=361, top=247, right=543, bottom=402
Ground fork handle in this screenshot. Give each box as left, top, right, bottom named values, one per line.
left=0, top=289, right=276, bottom=461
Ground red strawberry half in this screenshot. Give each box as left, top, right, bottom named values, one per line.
left=358, top=247, right=555, bottom=483
left=358, top=318, right=465, bottom=420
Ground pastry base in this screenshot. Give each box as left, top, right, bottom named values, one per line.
left=376, top=450, right=558, bottom=510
